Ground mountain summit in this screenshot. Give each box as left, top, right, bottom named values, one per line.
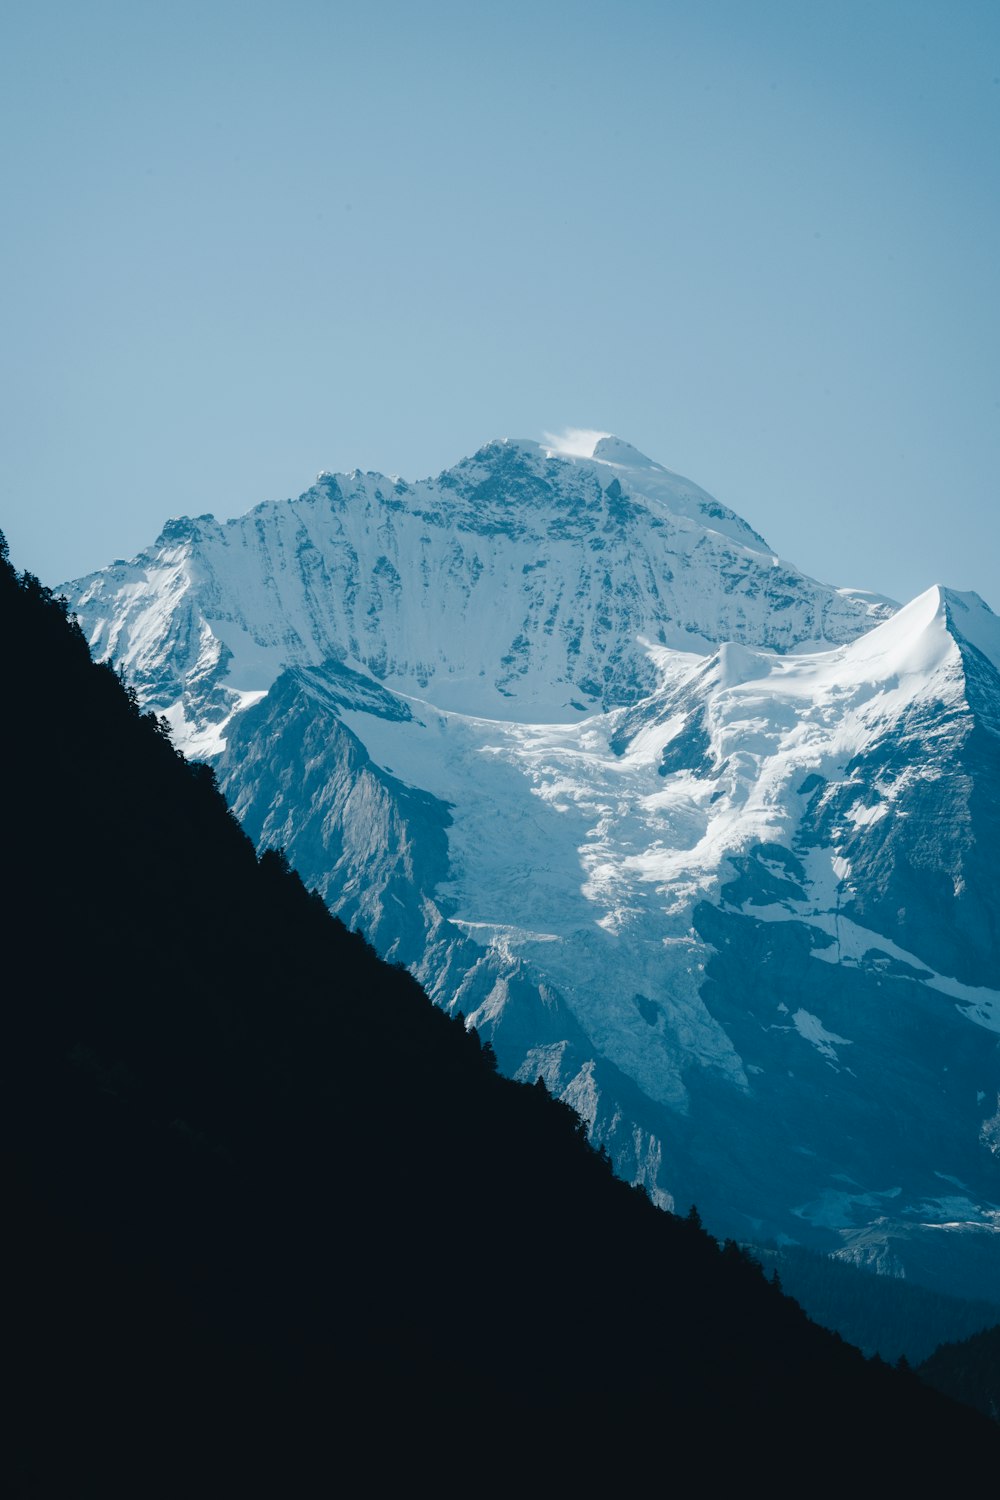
left=61, top=438, right=999, bottom=1295
left=66, top=436, right=891, bottom=752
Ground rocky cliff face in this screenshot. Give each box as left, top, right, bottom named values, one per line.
left=62, top=436, right=998, bottom=1293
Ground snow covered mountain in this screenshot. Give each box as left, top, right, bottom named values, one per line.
left=62, top=435, right=999, bottom=1293
left=68, top=436, right=891, bottom=754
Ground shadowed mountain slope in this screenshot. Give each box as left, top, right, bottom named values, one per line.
left=918, top=1325, right=1000, bottom=1422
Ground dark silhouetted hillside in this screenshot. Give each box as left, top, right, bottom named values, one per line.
left=751, top=1242, right=1000, bottom=1362
left=919, top=1326, right=1000, bottom=1422
left=3, top=532, right=996, bottom=1495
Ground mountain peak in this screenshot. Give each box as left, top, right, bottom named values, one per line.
left=62, top=436, right=896, bottom=734
left=540, top=428, right=658, bottom=467
left=590, top=435, right=658, bottom=468
left=828, top=583, right=1000, bottom=691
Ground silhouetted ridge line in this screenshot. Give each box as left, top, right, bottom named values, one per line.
left=1, top=531, right=995, bottom=1494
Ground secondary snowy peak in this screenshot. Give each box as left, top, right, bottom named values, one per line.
left=63, top=435, right=893, bottom=751
left=605, top=578, right=1000, bottom=986
left=627, top=583, right=997, bottom=750
left=609, top=584, right=998, bottom=866
left=835, top=584, right=997, bottom=679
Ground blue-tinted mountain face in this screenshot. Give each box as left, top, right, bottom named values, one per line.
left=63, top=436, right=999, bottom=1294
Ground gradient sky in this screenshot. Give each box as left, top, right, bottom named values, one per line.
left=1, top=0, right=997, bottom=607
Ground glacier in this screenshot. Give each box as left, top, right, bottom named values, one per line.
left=62, top=434, right=999, bottom=1294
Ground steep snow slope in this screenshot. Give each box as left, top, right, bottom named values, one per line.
left=61, top=437, right=998, bottom=1289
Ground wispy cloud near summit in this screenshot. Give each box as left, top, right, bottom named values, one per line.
left=541, top=428, right=611, bottom=460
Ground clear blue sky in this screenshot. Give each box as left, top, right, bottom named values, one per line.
left=1, top=0, right=997, bottom=606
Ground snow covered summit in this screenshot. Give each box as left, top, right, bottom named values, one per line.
left=65, top=435, right=891, bottom=755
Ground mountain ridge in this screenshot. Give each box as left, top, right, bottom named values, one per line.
left=64, top=434, right=894, bottom=751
